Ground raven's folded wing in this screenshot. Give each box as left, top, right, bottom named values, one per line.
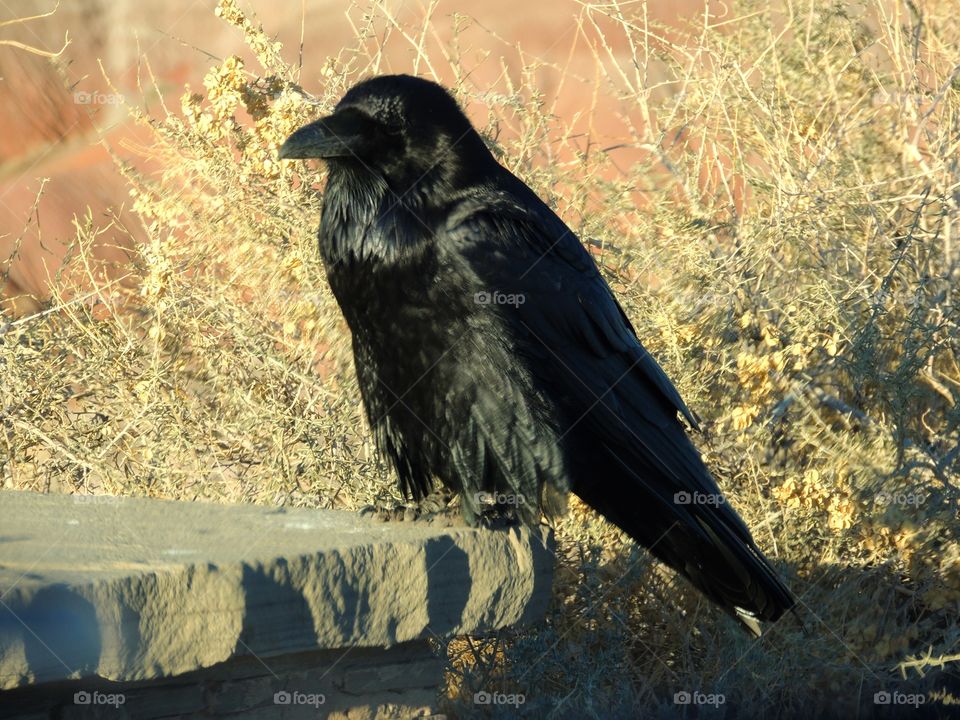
left=444, top=195, right=730, bottom=512
left=444, top=188, right=794, bottom=626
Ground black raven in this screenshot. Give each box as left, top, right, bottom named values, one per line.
left=279, top=74, right=795, bottom=635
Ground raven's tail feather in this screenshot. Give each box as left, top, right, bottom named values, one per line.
left=684, top=516, right=796, bottom=636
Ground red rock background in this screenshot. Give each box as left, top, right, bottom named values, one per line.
left=1, top=1, right=890, bottom=313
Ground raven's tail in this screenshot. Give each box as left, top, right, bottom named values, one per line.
left=572, top=444, right=795, bottom=636
left=670, top=512, right=796, bottom=636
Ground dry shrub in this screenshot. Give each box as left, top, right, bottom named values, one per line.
left=2, top=1, right=958, bottom=717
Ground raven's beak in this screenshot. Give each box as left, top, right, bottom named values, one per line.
left=278, top=116, right=362, bottom=160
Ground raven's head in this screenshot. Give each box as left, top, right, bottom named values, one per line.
left=279, top=74, right=494, bottom=188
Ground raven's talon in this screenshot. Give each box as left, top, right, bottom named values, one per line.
left=476, top=513, right=521, bottom=531
left=358, top=503, right=405, bottom=523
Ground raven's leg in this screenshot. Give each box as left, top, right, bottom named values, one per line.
left=358, top=486, right=457, bottom=524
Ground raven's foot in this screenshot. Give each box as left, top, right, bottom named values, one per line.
left=359, top=488, right=457, bottom=525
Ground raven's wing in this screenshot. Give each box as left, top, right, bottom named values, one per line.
left=444, top=182, right=793, bottom=628
left=445, top=190, right=724, bottom=512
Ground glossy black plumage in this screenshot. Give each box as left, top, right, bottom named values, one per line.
left=280, top=74, right=795, bottom=634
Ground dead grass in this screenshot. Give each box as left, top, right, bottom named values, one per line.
left=2, top=0, right=958, bottom=717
